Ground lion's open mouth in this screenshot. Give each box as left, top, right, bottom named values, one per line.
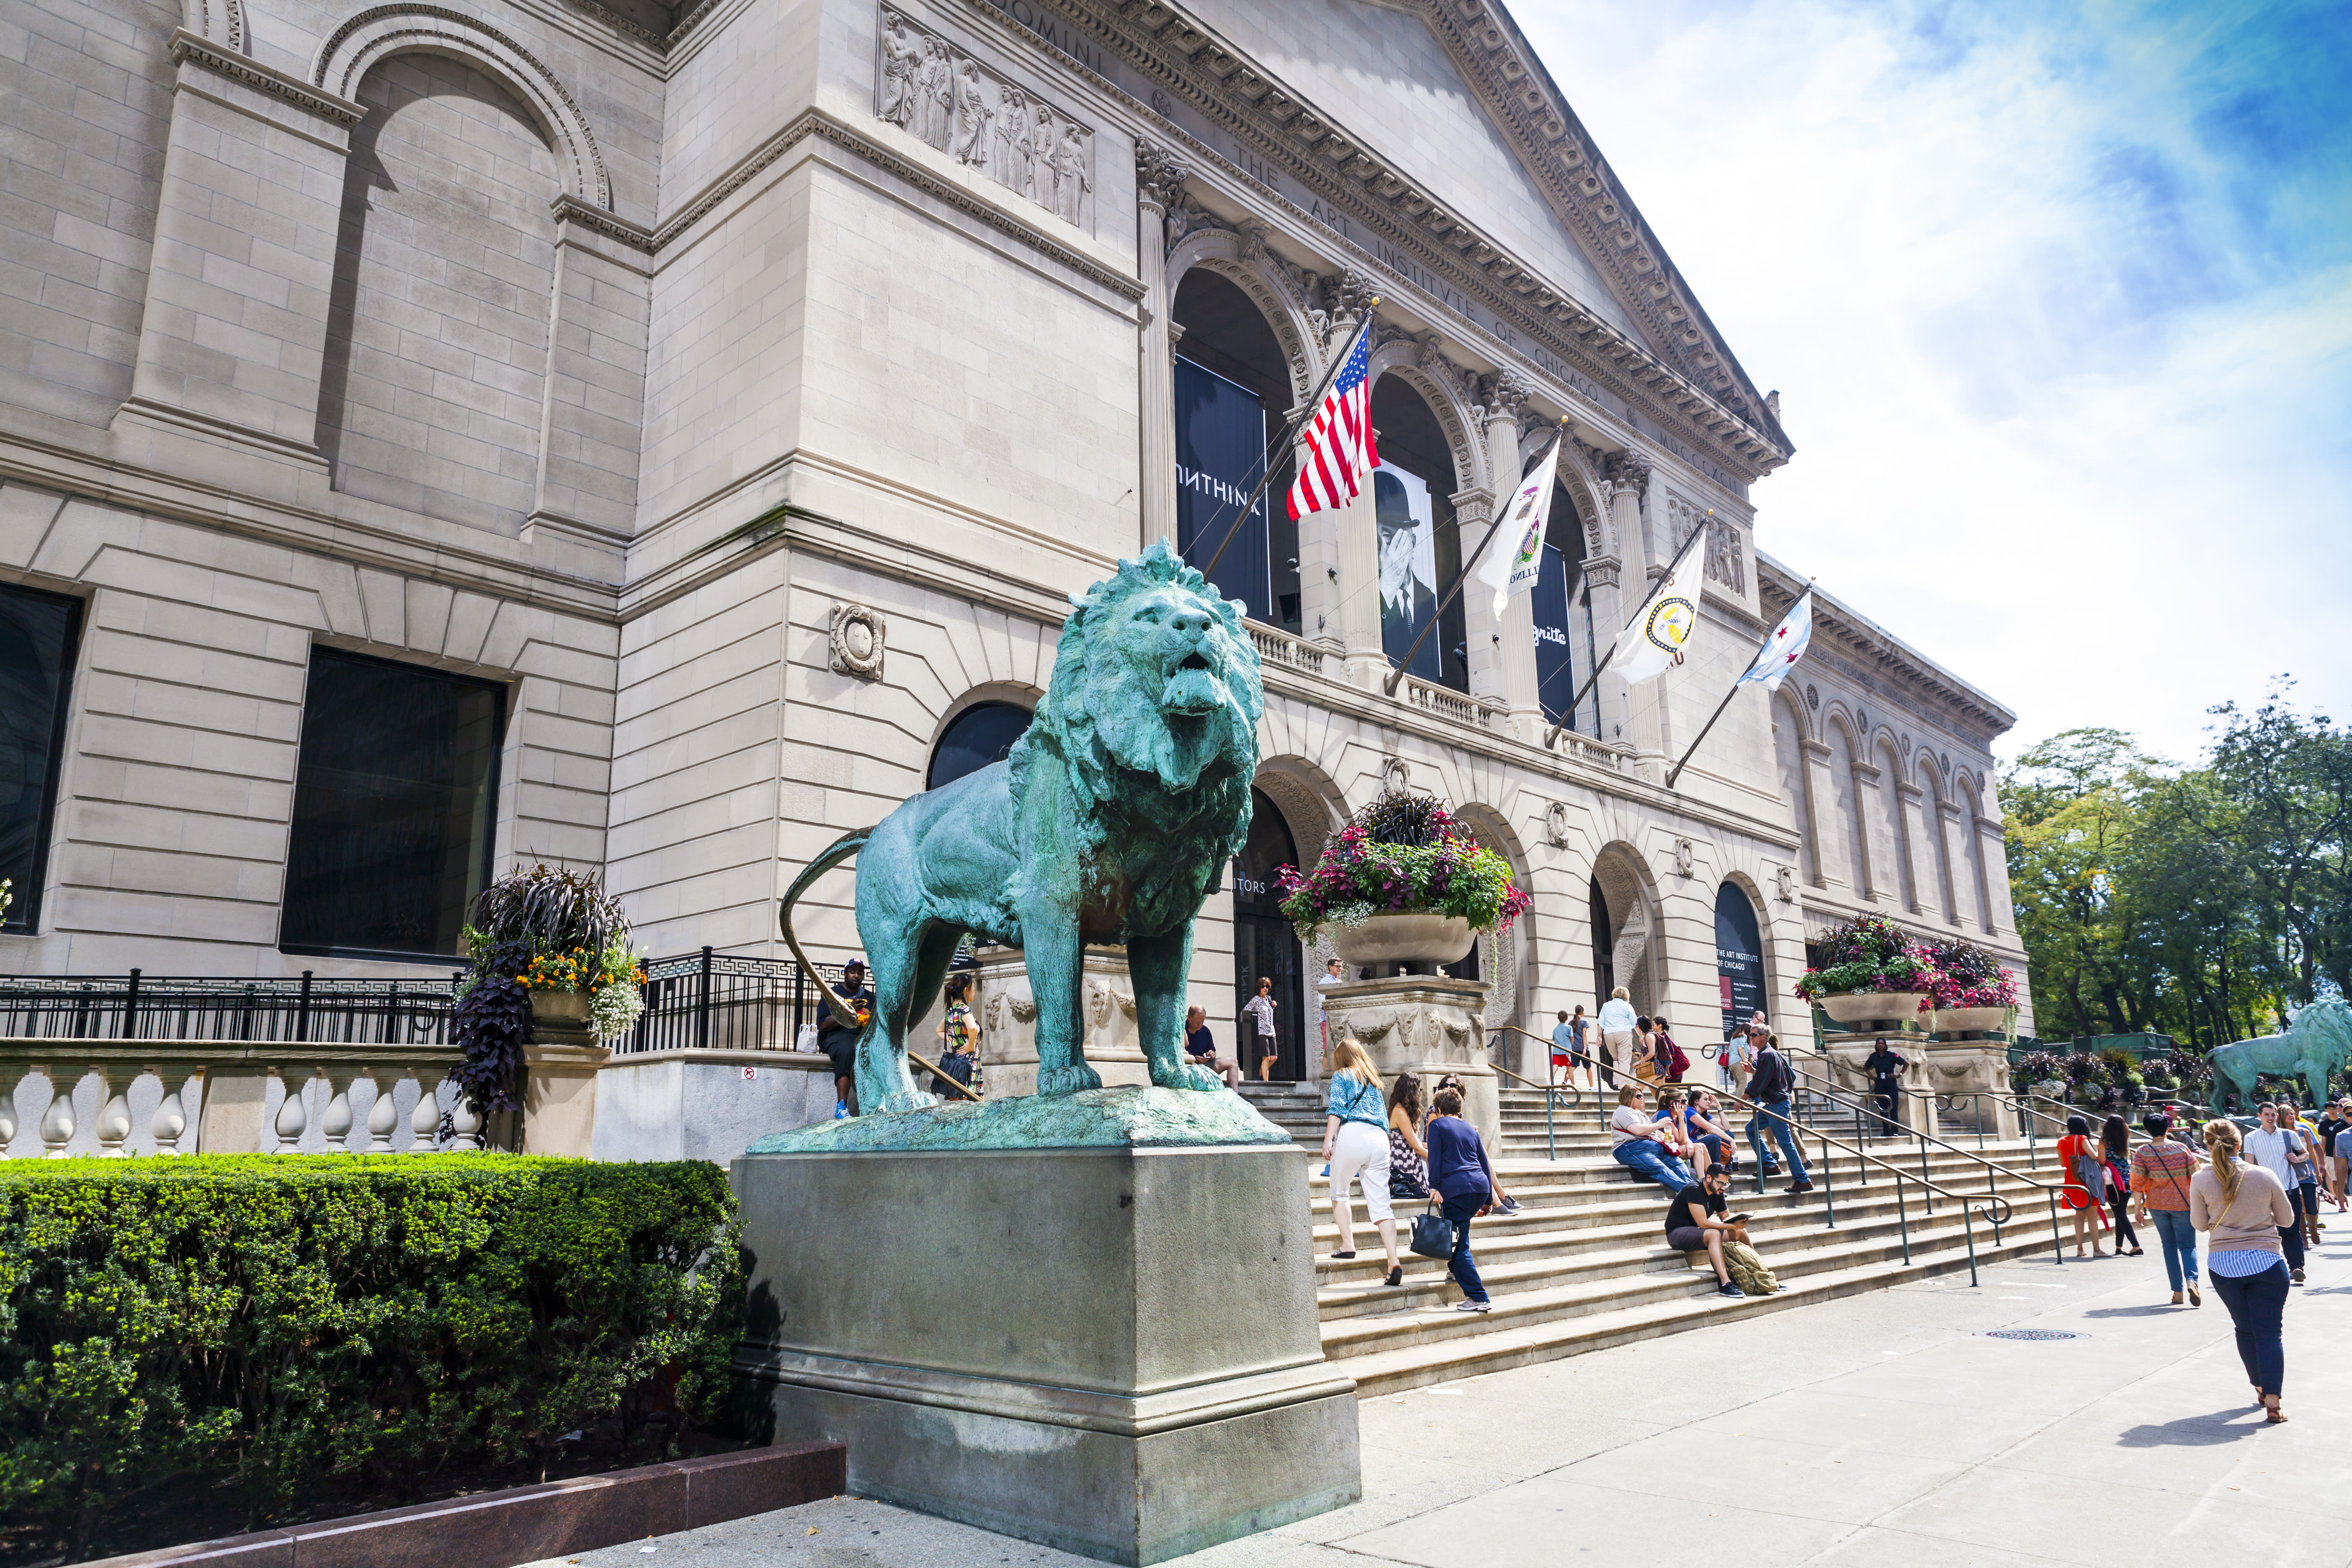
left=1162, top=657, right=1223, bottom=715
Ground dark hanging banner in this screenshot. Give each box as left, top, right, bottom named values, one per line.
left=1715, top=883, right=1766, bottom=1038
left=1173, top=356, right=1271, bottom=621
left=1532, top=541, right=1576, bottom=723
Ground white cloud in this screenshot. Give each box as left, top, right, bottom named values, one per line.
left=1511, top=0, right=2352, bottom=761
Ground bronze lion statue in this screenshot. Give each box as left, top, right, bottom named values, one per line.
left=780, top=540, right=1264, bottom=1114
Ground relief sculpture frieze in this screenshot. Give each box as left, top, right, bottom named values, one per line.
left=877, top=7, right=1093, bottom=231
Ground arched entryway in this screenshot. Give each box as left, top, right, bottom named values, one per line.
left=1232, top=784, right=1306, bottom=1081
left=1715, top=882, right=1766, bottom=1039
left=1369, top=377, right=1470, bottom=693
left=1171, top=269, right=1300, bottom=631
left=1589, top=846, right=1659, bottom=1016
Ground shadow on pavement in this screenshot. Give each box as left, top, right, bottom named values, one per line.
left=2081, top=1305, right=2178, bottom=1318
left=2115, top=1411, right=2266, bottom=1448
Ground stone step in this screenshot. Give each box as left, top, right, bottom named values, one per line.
left=1319, top=1212, right=2051, bottom=1371
left=1332, top=1229, right=2058, bottom=1397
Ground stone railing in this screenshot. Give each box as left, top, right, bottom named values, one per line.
left=1399, top=672, right=1489, bottom=730
left=0, top=1041, right=478, bottom=1158
left=1554, top=730, right=1627, bottom=772
left=1246, top=623, right=1333, bottom=680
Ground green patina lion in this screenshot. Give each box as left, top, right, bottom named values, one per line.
left=780, top=540, right=1264, bottom=1115
left=2208, top=997, right=2352, bottom=1114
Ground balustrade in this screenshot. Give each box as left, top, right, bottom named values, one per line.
left=1245, top=623, right=1333, bottom=679
left=0, top=1042, right=470, bottom=1158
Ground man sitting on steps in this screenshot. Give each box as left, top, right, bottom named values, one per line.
left=1666, top=1165, right=1749, bottom=1298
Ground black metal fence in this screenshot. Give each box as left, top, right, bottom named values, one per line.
left=0, top=971, right=464, bottom=1045
left=0, top=952, right=848, bottom=1054
left=619, top=949, right=842, bottom=1055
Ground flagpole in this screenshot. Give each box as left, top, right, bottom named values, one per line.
left=1541, top=529, right=1710, bottom=750
left=1196, top=303, right=1377, bottom=580
left=1382, top=419, right=1568, bottom=697
left=1661, top=578, right=1815, bottom=791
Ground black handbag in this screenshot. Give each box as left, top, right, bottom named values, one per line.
left=1409, top=1199, right=1454, bottom=1259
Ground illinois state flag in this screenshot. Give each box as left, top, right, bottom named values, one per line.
left=1738, top=591, right=1813, bottom=694
left=1611, top=527, right=1708, bottom=683
left=1479, top=431, right=1563, bottom=620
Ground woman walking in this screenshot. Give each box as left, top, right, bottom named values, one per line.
left=2192, top=1119, right=2294, bottom=1424
left=1632, top=1016, right=1659, bottom=1086
left=1320, top=1039, right=1402, bottom=1286
left=2100, top=1115, right=2143, bottom=1256
left=1244, top=977, right=1279, bottom=1081
left=1387, top=1071, right=1431, bottom=1207
left=1424, top=1085, right=1496, bottom=1312
left=2130, top=1114, right=2202, bottom=1305
left=2057, top=1114, right=2107, bottom=1258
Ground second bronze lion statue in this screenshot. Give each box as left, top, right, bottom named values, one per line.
left=781, top=540, right=1264, bottom=1114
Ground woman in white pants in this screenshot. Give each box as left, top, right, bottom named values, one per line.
left=1321, top=1037, right=1403, bottom=1287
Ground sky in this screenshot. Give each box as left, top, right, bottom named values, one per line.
left=1511, top=0, right=2352, bottom=766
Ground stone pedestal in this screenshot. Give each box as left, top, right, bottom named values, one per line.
left=732, top=1090, right=1360, bottom=1565
left=521, top=1042, right=610, bottom=1156
left=971, top=944, right=1152, bottom=1098
left=1918, top=1039, right=2019, bottom=1139
left=592, top=1048, right=838, bottom=1167
left=1319, top=975, right=1496, bottom=1149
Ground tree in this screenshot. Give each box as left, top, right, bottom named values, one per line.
left=2205, top=685, right=2352, bottom=1005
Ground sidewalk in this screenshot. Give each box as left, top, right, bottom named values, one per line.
left=530, top=1218, right=2352, bottom=1568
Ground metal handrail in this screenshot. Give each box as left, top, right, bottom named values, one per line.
left=1782, top=1057, right=2064, bottom=1199
left=1700, top=1083, right=2044, bottom=1287
left=1488, top=1024, right=1591, bottom=1161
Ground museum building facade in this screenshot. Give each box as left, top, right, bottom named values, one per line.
left=0, top=0, right=2030, bottom=1057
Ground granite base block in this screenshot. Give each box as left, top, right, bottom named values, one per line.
left=732, top=1136, right=1360, bottom=1565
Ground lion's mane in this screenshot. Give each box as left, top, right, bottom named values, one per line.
left=1007, top=541, right=1264, bottom=879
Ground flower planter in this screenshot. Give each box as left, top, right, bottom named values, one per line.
left=1927, top=1006, right=2009, bottom=1035
left=2032, top=1080, right=2067, bottom=1101
left=1330, top=912, right=1476, bottom=968
left=1817, top=992, right=1929, bottom=1028
left=528, top=988, right=595, bottom=1047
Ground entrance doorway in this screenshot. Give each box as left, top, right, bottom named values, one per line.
left=1232, top=787, right=1305, bottom=1081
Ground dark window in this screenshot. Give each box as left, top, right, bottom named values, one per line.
left=281, top=647, right=504, bottom=960
left=928, top=701, right=1032, bottom=791
left=1171, top=270, right=1300, bottom=632
left=0, top=584, right=81, bottom=932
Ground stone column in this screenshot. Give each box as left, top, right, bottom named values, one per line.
left=1480, top=374, right=1544, bottom=740
left=1135, top=142, right=1189, bottom=551
left=113, top=31, right=364, bottom=488
left=1894, top=779, right=1931, bottom=915
left=1318, top=302, right=1385, bottom=686
left=1575, top=555, right=1625, bottom=743
left=1606, top=452, right=1664, bottom=768
left=522, top=196, right=653, bottom=584
left=1800, top=738, right=1840, bottom=889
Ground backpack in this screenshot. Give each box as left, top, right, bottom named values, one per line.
left=1659, top=1035, right=1690, bottom=1078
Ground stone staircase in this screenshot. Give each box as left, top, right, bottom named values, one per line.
left=1309, top=1085, right=2071, bottom=1396
left=1235, top=1081, right=1327, bottom=1148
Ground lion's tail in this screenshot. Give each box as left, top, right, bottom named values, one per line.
left=778, top=827, right=872, bottom=1029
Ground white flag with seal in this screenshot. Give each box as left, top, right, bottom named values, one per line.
left=1738, top=591, right=1813, bottom=694
left=1612, top=528, right=1708, bottom=683
left=1478, top=432, right=1563, bottom=620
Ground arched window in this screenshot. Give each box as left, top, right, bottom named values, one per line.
left=1960, top=779, right=1995, bottom=932
left=1828, top=720, right=1870, bottom=896
left=1369, top=378, right=1467, bottom=693
left=1534, top=480, right=1594, bottom=734
left=927, top=701, right=1032, bottom=790
left=1772, top=693, right=1817, bottom=884
left=1920, top=759, right=1959, bottom=922
left=1171, top=270, right=1299, bottom=629
left=1876, top=739, right=1916, bottom=910
left=1715, top=883, right=1765, bottom=1039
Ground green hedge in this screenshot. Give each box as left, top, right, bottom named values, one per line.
left=0, top=1155, right=744, bottom=1557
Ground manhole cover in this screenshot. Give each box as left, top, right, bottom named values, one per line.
left=1981, top=1329, right=2081, bottom=1341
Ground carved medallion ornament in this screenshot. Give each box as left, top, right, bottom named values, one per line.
left=830, top=603, right=887, bottom=680
left=876, top=8, right=1093, bottom=230
left=1381, top=756, right=1412, bottom=794
left=1673, top=838, right=1695, bottom=878
left=1544, top=799, right=1570, bottom=848
left=1775, top=863, right=1796, bottom=903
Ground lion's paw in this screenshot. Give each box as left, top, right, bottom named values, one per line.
left=1152, top=1061, right=1224, bottom=1093
left=877, top=1089, right=941, bottom=1113
left=1037, top=1063, right=1104, bottom=1096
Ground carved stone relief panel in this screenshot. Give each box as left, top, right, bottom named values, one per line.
left=1668, top=493, right=1746, bottom=594
left=876, top=7, right=1093, bottom=230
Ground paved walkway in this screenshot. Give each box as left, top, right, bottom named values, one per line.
left=532, top=1220, right=2352, bottom=1568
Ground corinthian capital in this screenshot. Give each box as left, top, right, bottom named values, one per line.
left=1484, top=369, right=1533, bottom=418
left=1605, top=450, right=1652, bottom=493
left=1135, top=140, right=1191, bottom=209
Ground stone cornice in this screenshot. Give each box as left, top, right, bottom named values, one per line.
left=1757, top=551, right=2015, bottom=738
left=1025, top=0, right=1787, bottom=481
left=551, top=191, right=654, bottom=249
left=169, top=28, right=364, bottom=125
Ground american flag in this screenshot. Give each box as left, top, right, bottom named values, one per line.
left=1286, top=320, right=1377, bottom=521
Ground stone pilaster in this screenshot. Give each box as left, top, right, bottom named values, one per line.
left=1894, top=778, right=1930, bottom=914
left=1974, top=812, right=2014, bottom=935
left=1937, top=797, right=1972, bottom=926
left=1606, top=451, right=1664, bottom=768
left=522, top=196, right=653, bottom=583
left=1135, top=141, right=1189, bottom=550
left=113, top=31, right=364, bottom=489
left=1480, top=372, right=1543, bottom=740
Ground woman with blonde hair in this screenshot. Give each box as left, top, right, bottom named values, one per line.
left=1320, top=1037, right=1402, bottom=1286
left=2192, top=1119, right=2295, bottom=1424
